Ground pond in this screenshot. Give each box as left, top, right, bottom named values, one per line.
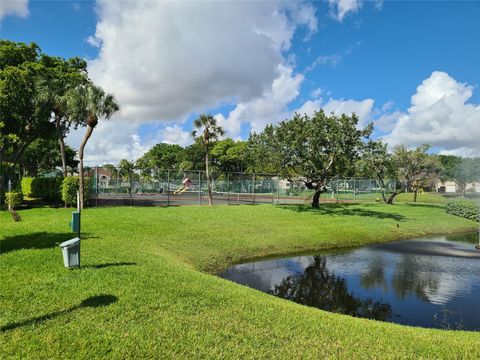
left=219, top=232, right=480, bottom=331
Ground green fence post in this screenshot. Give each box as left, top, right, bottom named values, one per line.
left=95, top=165, right=99, bottom=207
left=227, top=173, right=230, bottom=205
left=354, top=178, right=356, bottom=202
left=167, top=169, right=170, bottom=206
left=252, top=174, right=256, bottom=204
left=198, top=171, right=202, bottom=205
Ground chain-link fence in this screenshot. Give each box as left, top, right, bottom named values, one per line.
left=88, top=166, right=396, bottom=207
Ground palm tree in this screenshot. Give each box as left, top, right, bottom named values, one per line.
left=67, top=83, right=119, bottom=209
left=118, top=159, right=135, bottom=194
left=37, top=57, right=88, bottom=177
left=192, top=114, right=224, bottom=205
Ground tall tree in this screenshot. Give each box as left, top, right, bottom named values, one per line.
left=191, top=114, right=225, bottom=205
left=451, top=158, right=480, bottom=197
left=0, top=41, right=53, bottom=193
left=38, top=55, right=88, bottom=176
left=20, top=137, right=77, bottom=176
left=246, top=125, right=281, bottom=174
left=249, top=111, right=372, bottom=208
left=118, top=159, right=135, bottom=194
left=136, top=143, right=184, bottom=174
left=67, top=83, right=119, bottom=209
left=387, top=145, right=442, bottom=204
left=210, top=138, right=249, bottom=173
left=356, top=140, right=395, bottom=203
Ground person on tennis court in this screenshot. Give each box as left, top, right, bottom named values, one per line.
left=174, top=175, right=193, bottom=194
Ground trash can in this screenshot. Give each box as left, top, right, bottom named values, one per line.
left=60, top=237, right=81, bottom=268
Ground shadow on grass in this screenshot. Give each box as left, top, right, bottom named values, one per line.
left=0, top=295, right=118, bottom=332
left=279, top=203, right=406, bottom=222
left=83, top=262, right=136, bottom=269
left=0, top=232, right=73, bottom=255
left=399, top=203, right=445, bottom=209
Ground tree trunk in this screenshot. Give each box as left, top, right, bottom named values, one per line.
left=377, top=176, right=388, bottom=203
left=55, top=114, right=68, bottom=177
left=79, top=125, right=94, bottom=210
left=413, top=189, right=418, bottom=203
left=311, top=185, right=323, bottom=208
left=386, top=191, right=397, bottom=204
left=205, top=152, right=212, bottom=205
left=386, top=185, right=407, bottom=204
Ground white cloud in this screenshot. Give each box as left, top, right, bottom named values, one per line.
left=88, top=0, right=317, bottom=123
left=86, top=35, right=101, bottom=48
left=322, top=98, right=375, bottom=126
left=294, top=99, right=323, bottom=117
left=305, top=41, right=362, bottom=72
left=310, top=88, right=323, bottom=98
left=0, top=0, right=29, bottom=20
left=384, top=71, right=480, bottom=156
left=306, top=54, right=343, bottom=71
left=215, top=64, right=304, bottom=137
left=374, top=111, right=403, bottom=133
left=159, top=125, right=192, bottom=147
left=328, top=0, right=361, bottom=22
left=293, top=97, right=375, bottom=129
left=66, top=120, right=152, bottom=165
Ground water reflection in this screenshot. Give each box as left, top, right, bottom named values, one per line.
left=270, top=256, right=392, bottom=321
left=219, top=232, right=480, bottom=330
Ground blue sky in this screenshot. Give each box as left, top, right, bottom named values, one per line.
left=2, top=0, right=480, bottom=163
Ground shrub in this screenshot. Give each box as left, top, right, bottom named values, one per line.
left=5, top=191, right=23, bottom=209
left=445, top=200, right=479, bottom=222
left=62, top=176, right=91, bottom=207
left=21, top=177, right=34, bottom=197
left=30, top=177, right=63, bottom=202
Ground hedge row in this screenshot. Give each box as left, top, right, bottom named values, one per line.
left=445, top=200, right=480, bottom=222
left=20, top=176, right=91, bottom=206
left=62, top=176, right=91, bottom=206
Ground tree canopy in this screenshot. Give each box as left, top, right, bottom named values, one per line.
left=248, top=110, right=372, bottom=207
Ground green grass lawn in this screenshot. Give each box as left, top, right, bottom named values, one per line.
left=1, top=203, right=479, bottom=359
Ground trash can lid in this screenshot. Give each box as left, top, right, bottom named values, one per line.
left=60, top=237, right=80, bottom=248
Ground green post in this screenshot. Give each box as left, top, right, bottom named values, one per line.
left=354, top=178, right=356, bottom=202
left=95, top=165, right=98, bottom=207
left=227, top=173, right=230, bottom=205
left=198, top=171, right=202, bottom=205
left=167, top=170, right=170, bottom=206
left=252, top=174, right=256, bottom=204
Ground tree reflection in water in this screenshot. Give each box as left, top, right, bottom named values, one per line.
left=270, top=256, right=392, bottom=321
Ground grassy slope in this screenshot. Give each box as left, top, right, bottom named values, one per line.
left=1, top=204, right=479, bottom=359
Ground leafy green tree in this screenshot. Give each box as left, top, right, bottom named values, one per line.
left=355, top=140, right=395, bottom=203
left=250, top=111, right=372, bottom=208
left=246, top=125, right=281, bottom=174
left=178, top=141, right=205, bottom=171
left=210, top=138, right=249, bottom=173
left=438, top=155, right=462, bottom=182
left=20, top=137, right=77, bottom=176
left=451, top=158, right=480, bottom=196
left=0, top=41, right=53, bottom=194
left=136, top=143, right=184, bottom=176
left=37, top=55, right=88, bottom=176
left=388, top=145, right=442, bottom=203
left=192, top=114, right=225, bottom=205
left=67, top=83, right=119, bottom=209
left=118, top=159, right=135, bottom=194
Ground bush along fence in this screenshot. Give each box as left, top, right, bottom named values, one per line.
left=446, top=200, right=480, bottom=222
left=87, top=166, right=396, bottom=207
left=19, top=176, right=91, bottom=207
